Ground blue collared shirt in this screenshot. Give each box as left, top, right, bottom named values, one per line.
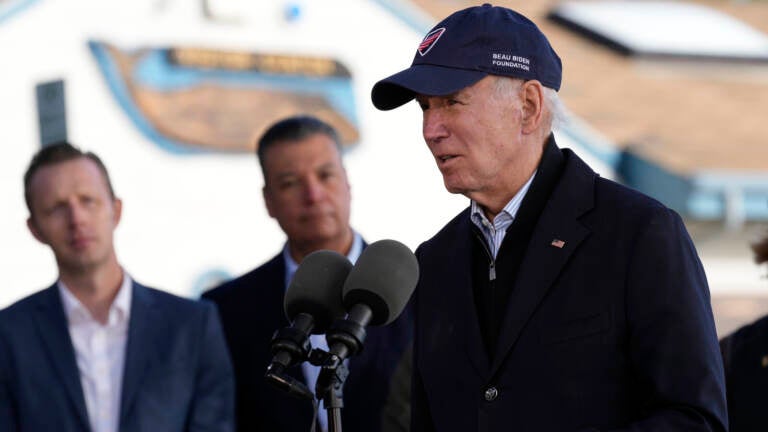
left=470, top=171, right=536, bottom=259
left=283, top=231, right=363, bottom=431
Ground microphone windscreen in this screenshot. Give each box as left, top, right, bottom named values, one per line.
left=342, top=239, right=419, bottom=326
left=284, top=250, right=351, bottom=334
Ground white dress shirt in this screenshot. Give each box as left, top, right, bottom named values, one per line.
left=283, top=232, right=363, bottom=432
left=58, top=273, right=132, bottom=432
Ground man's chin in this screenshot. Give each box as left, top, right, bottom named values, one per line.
left=443, top=181, right=468, bottom=195
left=59, top=254, right=105, bottom=275
left=295, top=229, right=335, bottom=243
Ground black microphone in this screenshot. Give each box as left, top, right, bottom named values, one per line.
left=265, top=250, right=351, bottom=398
left=324, top=239, right=419, bottom=364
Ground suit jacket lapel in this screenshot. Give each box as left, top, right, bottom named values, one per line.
left=490, top=151, right=595, bottom=375
left=445, top=215, right=491, bottom=375
left=120, top=282, right=160, bottom=424
left=34, top=285, right=91, bottom=430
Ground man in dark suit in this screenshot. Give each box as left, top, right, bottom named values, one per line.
left=0, top=142, right=234, bottom=432
left=371, top=4, right=727, bottom=431
left=202, top=115, right=412, bottom=432
left=720, top=233, right=768, bottom=431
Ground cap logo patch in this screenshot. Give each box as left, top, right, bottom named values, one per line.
left=418, top=28, right=446, bottom=56
left=491, top=53, right=531, bottom=71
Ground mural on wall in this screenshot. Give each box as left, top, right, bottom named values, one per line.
left=89, top=40, right=360, bottom=154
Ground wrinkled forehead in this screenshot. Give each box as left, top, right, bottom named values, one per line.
left=263, top=135, right=345, bottom=176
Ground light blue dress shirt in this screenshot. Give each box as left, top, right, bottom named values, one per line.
left=470, top=171, right=536, bottom=259
left=283, top=231, right=363, bottom=432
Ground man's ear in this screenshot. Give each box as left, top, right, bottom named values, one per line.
left=262, top=185, right=276, bottom=218
left=27, top=216, right=47, bottom=245
left=112, top=198, right=123, bottom=227
left=342, top=167, right=351, bottom=193
left=521, top=80, right=544, bottom=134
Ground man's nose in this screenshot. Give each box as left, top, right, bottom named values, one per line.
left=303, top=177, right=325, bottom=203
left=67, top=202, right=87, bottom=227
left=422, top=109, right=448, bottom=146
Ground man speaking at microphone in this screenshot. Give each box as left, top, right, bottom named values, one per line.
left=203, top=115, right=413, bottom=432
left=371, top=4, right=726, bottom=432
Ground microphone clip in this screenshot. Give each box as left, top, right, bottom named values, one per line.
left=264, top=325, right=314, bottom=400
left=269, top=326, right=312, bottom=365
left=325, top=318, right=368, bottom=362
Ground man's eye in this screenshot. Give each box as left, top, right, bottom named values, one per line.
left=45, top=204, right=66, bottom=216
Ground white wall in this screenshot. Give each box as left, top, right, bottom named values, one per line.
left=0, top=0, right=614, bottom=307
left=0, top=0, right=453, bottom=306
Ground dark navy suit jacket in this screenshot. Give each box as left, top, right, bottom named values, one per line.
left=411, top=144, right=727, bottom=431
left=720, top=314, right=768, bottom=431
left=0, top=282, right=235, bottom=432
left=203, top=249, right=413, bottom=432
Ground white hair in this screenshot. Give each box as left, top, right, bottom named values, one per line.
left=492, top=76, right=568, bottom=131
left=543, top=87, right=568, bottom=130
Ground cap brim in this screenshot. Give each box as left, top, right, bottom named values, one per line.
left=371, top=65, right=487, bottom=111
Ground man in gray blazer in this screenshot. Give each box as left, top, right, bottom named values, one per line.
left=0, top=141, right=234, bottom=432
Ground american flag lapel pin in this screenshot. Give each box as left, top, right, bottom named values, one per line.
left=550, top=239, right=566, bottom=249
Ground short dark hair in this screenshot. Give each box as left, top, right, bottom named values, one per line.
left=256, top=115, right=342, bottom=183
left=24, top=141, right=116, bottom=214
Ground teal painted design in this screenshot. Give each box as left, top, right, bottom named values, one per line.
left=87, top=40, right=359, bottom=155
left=132, top=50, right=357, bottom=124
left=0, top=0, right=41, bottom=25
left=88, top=41, right=200, bottom=154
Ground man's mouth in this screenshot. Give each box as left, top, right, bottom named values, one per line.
left=71, top=236, right=92, bottom=250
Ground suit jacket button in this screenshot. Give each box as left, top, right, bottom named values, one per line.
left=484, top=386, right=498, bottom=401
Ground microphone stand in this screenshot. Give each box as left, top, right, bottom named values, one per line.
left=312, top=350, right=349, bottom=432
left=310, top=311, right=369, bottom=432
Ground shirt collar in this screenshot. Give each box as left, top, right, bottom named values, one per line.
left=283, top=231, right=363, bottom=290
left=470, top=170, right=537, bottom=229
left=58, top=272, right=133, bottom=326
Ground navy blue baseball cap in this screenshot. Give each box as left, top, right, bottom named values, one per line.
left=371, top=3, right=562, bottom=111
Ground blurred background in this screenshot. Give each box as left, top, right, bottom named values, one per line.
left=1, top=0, right=766, bottom=337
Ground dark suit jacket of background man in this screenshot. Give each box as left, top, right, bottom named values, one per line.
left=0, top=281, right=235, bottom=432
left=720, top=314, right=768, bottom=431
left=203, top=247, right=414, bottom=432
left=411, top=137, right=728, bottom=431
